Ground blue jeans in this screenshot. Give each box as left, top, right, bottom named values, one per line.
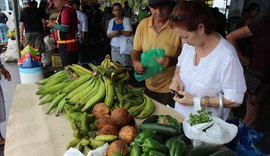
left=0, top=23, right=8, bottom=43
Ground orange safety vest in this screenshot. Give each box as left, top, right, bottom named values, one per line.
left=55, top=4, right=78, bottom=44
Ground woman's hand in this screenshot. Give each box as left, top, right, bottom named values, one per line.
left=169, top=74, right=184, bottom=92
left=173, top=91, right=194, bottom=106
left=110, top=31, right=121, bottom=38
left=132, top=60, right=145, bottom=74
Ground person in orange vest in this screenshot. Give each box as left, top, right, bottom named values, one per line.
left=46, top=0, right=79, bottom=66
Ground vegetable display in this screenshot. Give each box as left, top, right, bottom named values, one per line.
left=35, top=55, right=237, bottom=155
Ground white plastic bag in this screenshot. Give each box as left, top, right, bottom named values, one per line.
left=120, top=35, right=133, bottom=55
left=63, top=143, right=108, bottom=156
left=183, top=116, right=238, bottom=146
left=87, top=143, right=108, bottom=156
left=44, top=35, right=55, bottom=51
left=4, top=38, right=19, bottom=62
left=63, top=148, right=84, bottom=156
left=41, top=50, right=53, bottom=66
left=42, top=36, right=55, bottom=66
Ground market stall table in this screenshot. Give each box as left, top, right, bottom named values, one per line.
left=5, top=84, right=184, bottom=156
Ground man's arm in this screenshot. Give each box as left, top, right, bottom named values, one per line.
left=131, top=49, right=145, bottom=73
left=131, top=49, right=141, bottom=62
left=19, top=22, right=25, bottom=43
left=226, top=25, right=253, bottom=65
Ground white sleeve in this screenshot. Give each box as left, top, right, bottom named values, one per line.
left=107, top=18, right=115, bottom=35
left=219, top=54, right=246, bottom=104
left=81, top=14, right=88, bottom=32
left=123, top=17, right=132, bottom=32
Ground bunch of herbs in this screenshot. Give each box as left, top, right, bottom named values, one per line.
left=189, top=109, right=212, bottom=126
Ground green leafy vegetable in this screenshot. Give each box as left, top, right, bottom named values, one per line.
left=189, top=109, right=212, bottom=126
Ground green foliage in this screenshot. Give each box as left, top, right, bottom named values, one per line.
left=189, top=109, right=212, bottom=126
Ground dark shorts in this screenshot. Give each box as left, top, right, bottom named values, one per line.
left=144, top=87, right=175, bottom=108
left=24, top=32, right=45, bottom=53
left=58, top=45, right=79, bottom=67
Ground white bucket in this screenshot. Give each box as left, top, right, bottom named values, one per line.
left=19, top=66, right=44, bottom=84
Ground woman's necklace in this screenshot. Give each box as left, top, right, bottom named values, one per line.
left=115, top=17, right=123, bottom=24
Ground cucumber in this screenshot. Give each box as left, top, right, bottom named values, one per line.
left=139, top=123, right=180, bottom=136
left=142, top=115, right=159, bottom=124
left=209, top=149, right=237, bottom=156
left=186, top=145, right=220, bottom=156
left=178, top=134, right=191, bottom=146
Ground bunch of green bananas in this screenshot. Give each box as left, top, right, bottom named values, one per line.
left=36, top=64, right=94, bottom=115
left=36, top=63, right=116, bottom=113
left=65, top=108, right=99, bottom=154
left=66, top=74, right=114, bottom=112
left=113, top=82, right=155, bottom=119
left=99, top=55, right=130, bottom=82
left=99, top=56, right=155, bottom=118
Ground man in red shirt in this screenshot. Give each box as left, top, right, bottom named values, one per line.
left=47, top=0, right=79, bottom=66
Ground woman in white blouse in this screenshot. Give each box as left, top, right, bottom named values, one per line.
left=168, top=1, right=246, bottom=120
left=107, top=2, right=133, bottom=67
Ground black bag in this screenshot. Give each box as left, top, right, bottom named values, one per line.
left=244, top=68, right=265, bottom=94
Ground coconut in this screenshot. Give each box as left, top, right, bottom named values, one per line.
left=96, top=114, right=112, bottom=130
left=99, top=124, right=119, bottom=136
left=111, top=108, right=131, bottom=128
left=107, top=140, right=129, bottom=156
left=118, top=125, right=138, bottom=144
left=92, top=102, right=110, bottom=118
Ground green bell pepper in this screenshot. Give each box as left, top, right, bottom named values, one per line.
left=111, top=152, right=123, bottom=156
left=134, top=129, right=155, bottom=145
left=130, top=144, right=143, bottom=156
left=165, top=136, right=187, bottom=156
left=142, top=138, right=168, bottom=154
left=148, top=150, right=167, bottom=156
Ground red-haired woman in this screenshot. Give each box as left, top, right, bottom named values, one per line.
left=168, top=1, right=246, bottom=120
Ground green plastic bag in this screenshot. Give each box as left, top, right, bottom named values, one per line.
left=134, top=48, right=165, bottom=81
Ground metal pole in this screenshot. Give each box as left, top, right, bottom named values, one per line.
left=11, top=0, right=21, bottom=58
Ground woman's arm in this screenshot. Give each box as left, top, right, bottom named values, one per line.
left=107, top=18, right=115, bottom=39
left=201, top=96, right=241, bottom=108
left=121, top=17, right=132, bottom=37
left=174, top=92, right=241, bottom=108
left=169, top=66, right=184, bottom=92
